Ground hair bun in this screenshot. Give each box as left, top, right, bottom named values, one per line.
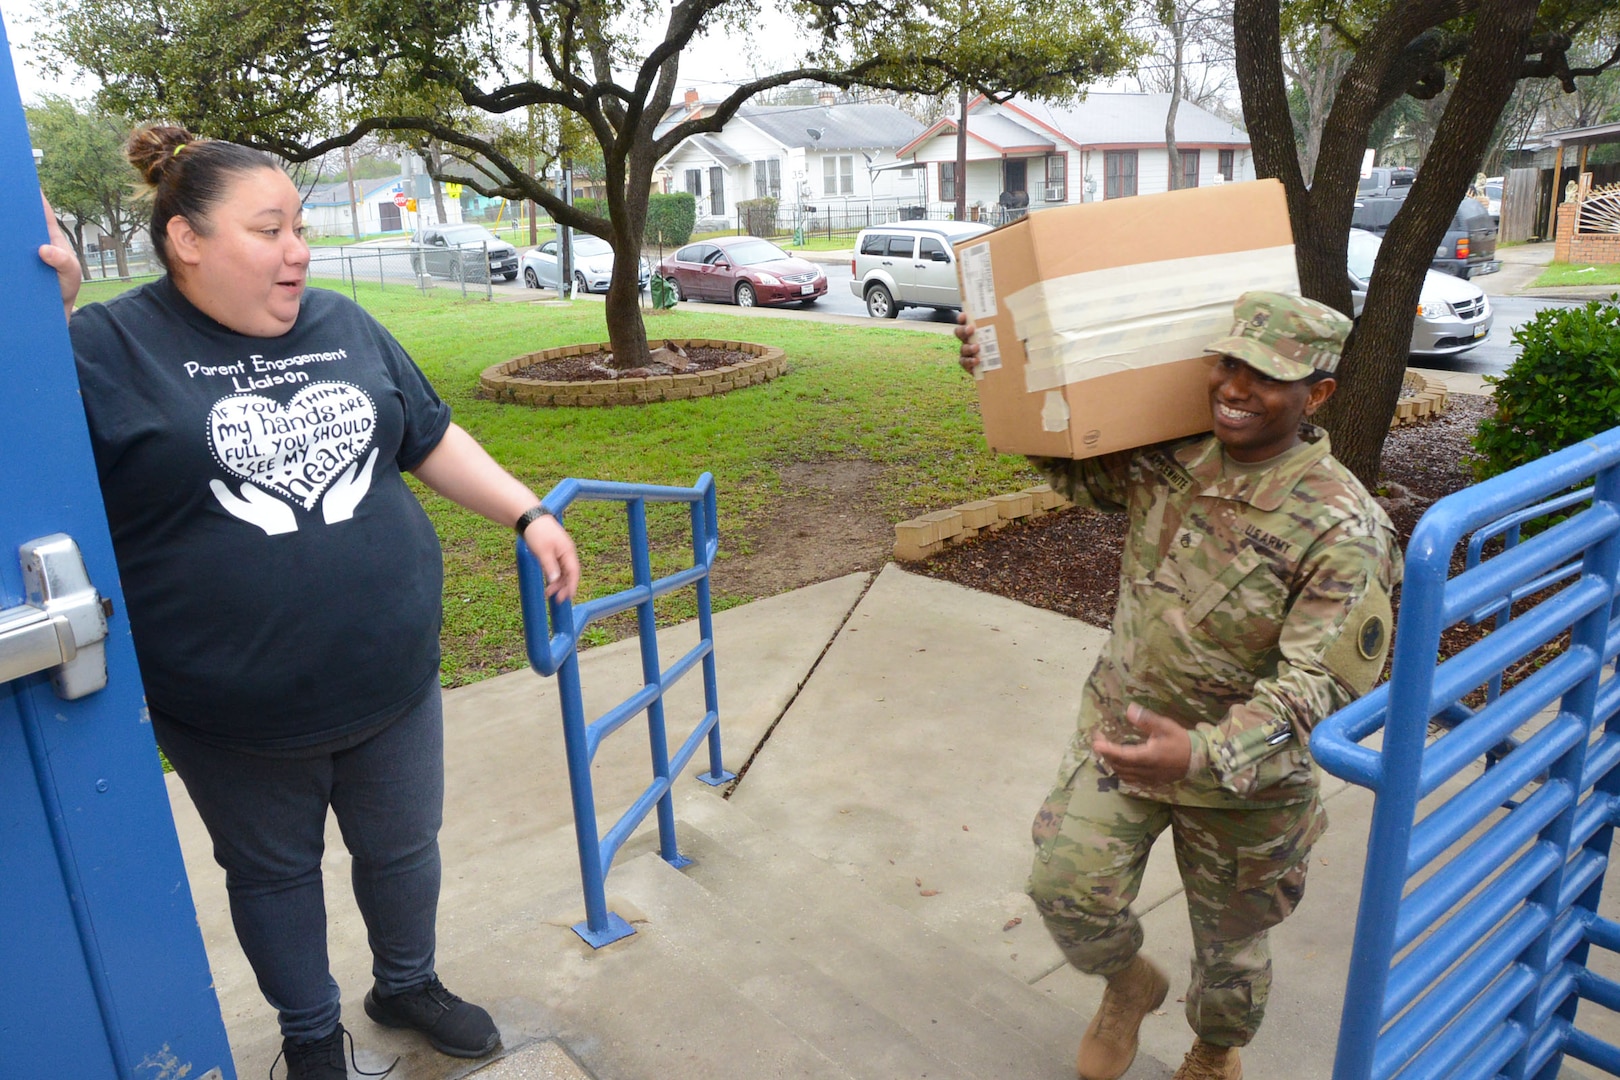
left=126, top=124, right=197, bottom=186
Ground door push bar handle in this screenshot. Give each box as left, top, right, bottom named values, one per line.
left=0, top=534, right=110, bottom=699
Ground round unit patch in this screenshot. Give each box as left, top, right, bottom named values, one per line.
left=1357, top=614, right=1387, bottom=661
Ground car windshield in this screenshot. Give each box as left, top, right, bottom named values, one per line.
left=565, top=236, right=612, bottom=257
left=1485, top=184, right=1502, bottom=199
left=440, top=225, right=500, bottom=245
left=1347, top=231, right=1381, bottom=282
left=722, top=240, right=790, bottom=266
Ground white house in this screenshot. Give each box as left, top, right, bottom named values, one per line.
left=655, top=91, right=928, bottom=230
left=895, top=93, right=1254, bottom=219
left=301, top=173, right=466, bottom=238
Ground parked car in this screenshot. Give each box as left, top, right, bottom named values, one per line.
left=1350, top=196, right=1499, bottom=279
left=521, top=233, right=651, bottom=292
left=1358, top=166, right=1416, bottom=198
left=1347, top=228, right=1493, bottom=357
left=656, top=237, right=827, bottom=307
left=411, top=224, right=519, bottom=282
left=848, top=221, right=995, bottom=319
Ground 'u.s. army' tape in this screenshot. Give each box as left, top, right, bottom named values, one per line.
left=1006, top=246, right=1300, bottom=394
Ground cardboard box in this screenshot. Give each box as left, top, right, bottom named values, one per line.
left=955, top=179, right=1299, bottom=459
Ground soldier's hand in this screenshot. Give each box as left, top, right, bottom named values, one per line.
left=955, top=311, right=981, bottom=374
left=1093, top=703, right=1192, bottom=786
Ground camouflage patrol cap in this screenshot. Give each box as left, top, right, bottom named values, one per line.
left=1205, top=291, right=1352, bottom=381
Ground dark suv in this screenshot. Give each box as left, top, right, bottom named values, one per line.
left=1351, top=196, right=1499, bottom=279
left=1358, top=167, right=1415, bottom=198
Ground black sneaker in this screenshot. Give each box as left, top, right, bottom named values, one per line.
left=275, top=1022, right=404, bottom=1080
left=363, top=976, right=500, bottom=1058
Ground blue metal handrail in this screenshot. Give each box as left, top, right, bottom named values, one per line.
left=1315, top=427, right=1620, bottom=1080
left=517, top=474, right=734, bottom=947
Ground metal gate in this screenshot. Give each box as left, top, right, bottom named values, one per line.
left=1314, top=427, right=1620, bottom=1080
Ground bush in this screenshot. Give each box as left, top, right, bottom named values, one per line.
left=737, top=197, right=779, bottom=237
left=1473, top=295, right=1620, bottom=481
left=572, top=197, right=608, bottom=221
left=645, top=192, right=696, bottom=247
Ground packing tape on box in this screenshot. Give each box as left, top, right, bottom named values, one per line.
left=1006, top=245, right=1300, bottom=394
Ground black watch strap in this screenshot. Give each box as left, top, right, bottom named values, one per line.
left=515, top=504, right=553, bottom=535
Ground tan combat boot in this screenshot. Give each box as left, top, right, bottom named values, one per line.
left=1076, top=955, right=1170, bottom=1080
left=1172, top=1039, right=1243, bottom=1080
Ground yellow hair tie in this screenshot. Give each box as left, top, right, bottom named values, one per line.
left=172, top=143, right=186, bottom=157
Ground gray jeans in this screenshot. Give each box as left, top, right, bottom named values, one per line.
left=155, top=686, right=445, bottom=1043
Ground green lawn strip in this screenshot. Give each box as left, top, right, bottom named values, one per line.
left=311, top=283, right=1033, bottom=685
left=1530, top=262, right=1620, bottom=288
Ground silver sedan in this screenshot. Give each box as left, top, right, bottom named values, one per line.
left=521, top=234, right=651, bottom=293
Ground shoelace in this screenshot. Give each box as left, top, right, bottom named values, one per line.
left=1177, top=1044, right=1233, bottom=1080
left=269, top=1026, right=399, bottom=1080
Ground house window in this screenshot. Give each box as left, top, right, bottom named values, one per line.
left=940, top=162, right=958, bottom=203
left=754, top=158, right=781, bottom=199
left=1219, top=149, right=1235, bottom=181
left=823, top=155, right=854, bottom=196
left=1104, top=151, right=1137, bottom=199
left=709, top=166, right=725, bottom=216
left=1045, top=154, right=1067, bottom=201
left=1179, top=149, right=1200, bottom=189
left=685, top=168, right=703, bottom=197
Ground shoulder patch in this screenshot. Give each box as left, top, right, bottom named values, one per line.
left=1321, top=580, right=1394, bottom=696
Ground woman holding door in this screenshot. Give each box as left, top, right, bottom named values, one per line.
left=37, top=125, right=578, bottom=1080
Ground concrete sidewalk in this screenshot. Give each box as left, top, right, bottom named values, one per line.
left=167, top=562, right=1618, bottom=1080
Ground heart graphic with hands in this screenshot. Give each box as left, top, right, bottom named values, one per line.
left=208, top=383, right=377, bottom=511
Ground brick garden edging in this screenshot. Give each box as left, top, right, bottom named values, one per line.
left=894, top=373, right=1453, bottom=562
left=480, top=339, right=788, bottom=407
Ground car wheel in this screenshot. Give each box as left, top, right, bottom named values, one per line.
left=524, top=267, right=539, bottom=289
left=503, top=271, right=518, bottom=282
left=736, top=282, right=757, bottom=308
left=669, top=278, right=684, bottom=302
left=866, top=283, right=896, bottom=319
left=574, top=271, right=590, bottom=294
left=800, top=296, right=819, bottom=306
left=450, top=260, right=465, bottom=284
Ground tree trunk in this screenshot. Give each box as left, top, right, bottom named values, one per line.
left=1325, top=0, right=1539, bottom=485
left=955, top=87, right=969, bottom=221
left=1163, top=3, right=1184, bottom=191
left=428, top=144, right=449, bottom=224
left=603, top=143, right=654, bottom=370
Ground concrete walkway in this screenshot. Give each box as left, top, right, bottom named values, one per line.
left=167, top=563, right=1619, bottom=1080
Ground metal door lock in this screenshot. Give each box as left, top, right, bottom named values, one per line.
left=0, top=534, right=109, bottom=699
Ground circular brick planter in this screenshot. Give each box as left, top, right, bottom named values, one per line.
left=480, top=339, right=788, bottom=407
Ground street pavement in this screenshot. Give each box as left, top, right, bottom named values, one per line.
left=160, top=235, right=1620, bottom=1080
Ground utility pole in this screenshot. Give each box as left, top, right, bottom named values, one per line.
left=340, top=87, right=362, bottom=240
left=560, top=155, right=574, bottom=298
left=528, top=26, right=538, bottom=246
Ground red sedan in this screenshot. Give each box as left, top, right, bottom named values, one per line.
left=657, top=236, right=828, bottom=307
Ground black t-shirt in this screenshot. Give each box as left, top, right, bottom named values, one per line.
left=70, top=277, right=453, bottom=749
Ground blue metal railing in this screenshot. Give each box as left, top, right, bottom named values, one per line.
left=1315, top=427, right=1620, bottom=1080
left=517, top=474, right=734, bottom=948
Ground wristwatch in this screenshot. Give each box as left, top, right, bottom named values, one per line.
left=515, top=504, right=553, bottom=535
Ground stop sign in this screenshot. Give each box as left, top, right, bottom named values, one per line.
left=393, top=191, right=407, bottom=207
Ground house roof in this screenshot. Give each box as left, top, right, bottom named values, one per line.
left=897, top=93, right=1250, bottom=158
left=302, top=175, right=404, bottom=207
left=1011, top=93, right=1248, bottom=147
left=683, top=133, right=751, bottom=168
left=736, top=102, right=925, bottom=151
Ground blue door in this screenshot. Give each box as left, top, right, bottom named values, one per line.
left=0, top=17, right=236, bottom=1080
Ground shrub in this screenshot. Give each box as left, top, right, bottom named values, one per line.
left=737, top=196, right=779, bottom=237
left=645, top=192, right=696, bottom=247
left=572, top=196, right=608, bottom=221
left=1473, top=295, right=1620, bottom=481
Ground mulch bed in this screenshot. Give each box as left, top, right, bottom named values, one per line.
left=918, top=395, right=1496, bottom=632
left=509, top=345, right=754, bottom=382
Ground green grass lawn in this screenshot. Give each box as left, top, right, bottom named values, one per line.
left=76, top=276, right=1030, bottom=685
left=1531, top=262, right=1620, bottom=288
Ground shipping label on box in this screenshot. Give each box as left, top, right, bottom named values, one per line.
left=956, top=179, right=1300, bottom=459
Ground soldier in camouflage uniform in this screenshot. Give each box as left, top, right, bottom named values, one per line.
left=958, top=292, right=1402, bottom=1080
